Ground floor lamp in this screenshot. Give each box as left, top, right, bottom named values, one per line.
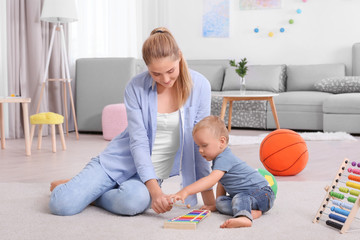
left=37, top=0, right=79, bottom=139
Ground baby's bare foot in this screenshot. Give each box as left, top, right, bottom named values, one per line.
left=50, top=179, right=70, bottom=192
left=251, top=210, right=262, bottom=220
left=220, top=217, right=252, bottom=228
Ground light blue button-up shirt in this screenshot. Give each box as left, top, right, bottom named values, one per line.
left=99, top=69, right=211, bottom=205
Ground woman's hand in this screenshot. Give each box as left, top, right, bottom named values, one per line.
left=145, top=179, right=172, bottom=214
left=151, top=192, right=173, bottom=214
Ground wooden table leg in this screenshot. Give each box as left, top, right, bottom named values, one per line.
left=22, top=102, right=31, bottom=156
left=63, top=81, right=69, bottom=136
left=68, top=82, right=79, bottom=140
left=220, top=98, right=228, bottom=120
left=268, top=97, right=280, bottom=129
left=0, top=103, right=4, bottom=149
left=51, top=124, right=56, bottom=153
left=228, top=101, right=233, bottom=132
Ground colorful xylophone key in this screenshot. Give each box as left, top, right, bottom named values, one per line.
left=164, top=209, right=211, bottom=230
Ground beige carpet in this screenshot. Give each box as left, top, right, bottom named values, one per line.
left=1, top=178, right=359, bottom=240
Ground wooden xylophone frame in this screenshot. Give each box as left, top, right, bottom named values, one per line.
left=164, top=209, right=211, bottom=230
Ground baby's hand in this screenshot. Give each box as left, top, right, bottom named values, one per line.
left=168, top=194, right=184, bottom=204
left=200, top=205, right=217, bottom=212
left=167, top=194, right=191, bottom=209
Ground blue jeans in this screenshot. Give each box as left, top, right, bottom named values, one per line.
left=216, top=186, right=275, bottom=221
left=49, top=157, right=151, bottom=216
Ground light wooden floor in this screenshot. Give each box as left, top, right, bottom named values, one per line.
left=1, top=130, right=360, bottom=183
left=0, top=133, right=108, bottom=183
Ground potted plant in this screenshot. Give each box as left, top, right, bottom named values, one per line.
left=230, top=58, right=248, bottom=94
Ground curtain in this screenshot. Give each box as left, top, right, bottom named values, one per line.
left=69, top=0, right=140, bottom=62
left=0, top=0, right=8, bottom=137
left=68, top=0, right=172, bottom=86
left=7, top=0, right=43, bottom=138
left=5, top=0, right=166, bottom=138
left=6, top=0, right=71, bottom=138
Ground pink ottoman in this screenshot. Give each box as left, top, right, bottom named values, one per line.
left=102, top=103, right=128, bottom=141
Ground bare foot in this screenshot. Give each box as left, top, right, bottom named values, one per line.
left=220, top=217, right=252, bottom=228
left=251, top=210, right=262, bottom=220
left=50, top=179, right=70, bottom=192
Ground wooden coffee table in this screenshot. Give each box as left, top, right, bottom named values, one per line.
left=0, top=97, right=31, bottom=156
left=212, top=91, right=280, bottom=131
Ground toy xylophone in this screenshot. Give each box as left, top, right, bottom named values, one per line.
left=164, top=209, right=211, bottom=230
left=313, top=158, right=360, bottom=233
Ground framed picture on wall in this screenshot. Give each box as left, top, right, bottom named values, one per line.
left=240, top=0, right=282, bottom=10
left=202, top=0, right=229, bottom=38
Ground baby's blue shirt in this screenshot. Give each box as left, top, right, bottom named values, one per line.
left=212, top=147, right=269, bottom=197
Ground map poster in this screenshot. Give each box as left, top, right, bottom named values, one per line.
left=202, top=0, right=229, bottom=38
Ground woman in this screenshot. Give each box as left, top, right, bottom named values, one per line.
left=49, top=27, right=215, bottom=216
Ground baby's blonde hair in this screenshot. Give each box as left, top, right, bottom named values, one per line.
left=193, top=115, right=229, bottom=143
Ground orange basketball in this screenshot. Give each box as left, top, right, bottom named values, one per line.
left=259, top=129, right=308, bottom=176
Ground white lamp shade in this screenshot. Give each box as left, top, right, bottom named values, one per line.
left=41, top=0, right=78, bottom=23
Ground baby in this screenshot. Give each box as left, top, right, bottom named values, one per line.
left=170, top=115, right=275, bottom=228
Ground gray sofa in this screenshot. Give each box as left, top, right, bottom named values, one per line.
left=75, top=43, right=360, bottom=134
left=75, top=58, right=144, bottom=132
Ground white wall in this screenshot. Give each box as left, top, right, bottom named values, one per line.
left=164, top=0, right=360, bottom=75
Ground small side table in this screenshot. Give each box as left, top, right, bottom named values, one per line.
left=0, top=97, right=31, bottom=156
left=212, top=91, right=280, bottom=131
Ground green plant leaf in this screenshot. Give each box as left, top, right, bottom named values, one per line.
left=230, top=57, right=248, bottom=78
left=229, top=59, right=236, bottom=67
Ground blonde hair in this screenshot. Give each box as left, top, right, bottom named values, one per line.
left=193, top=115, right=229, bottom=143
left=142, top=27, right=192, bottom=107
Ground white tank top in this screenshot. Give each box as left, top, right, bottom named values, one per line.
left=151, top=110, right=180, bottom=179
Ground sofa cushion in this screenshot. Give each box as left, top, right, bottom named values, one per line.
left=314, top=76, right=360, bottom=93
left=287, top=64, right=346, bottom=91
left=271, top=91, right=333, bottom=113
left=324, top=114, right=360, bottom=134
left=323, top=93, right=360, bottom=114
left=222, top=65, right=286, bottom=92
left=187, top=60, right=228, bottom=91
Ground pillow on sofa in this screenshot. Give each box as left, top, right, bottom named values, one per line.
left=187, top=60, right=227, bottom=91
left=314, top=76, right=360, bottom=93
left=287, top=64, right=346, bottom=91
left=189, top=65, right=224, bottom=91
left=222, top=65, right=286, bottom=92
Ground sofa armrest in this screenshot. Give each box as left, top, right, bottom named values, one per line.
left=75, top=58, right=136, bottom=132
